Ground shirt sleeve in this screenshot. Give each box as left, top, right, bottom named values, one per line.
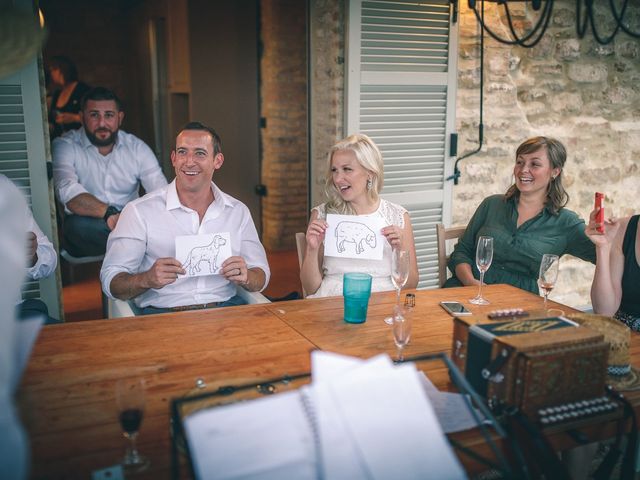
left=565, top=216, right=597, bottom=264
left=447, top=197, right=492, bottom=273
left=26, top=209, right=57, bottom=280
left=238, top=205, right=271, bottom=291
left=100, top=203, right=148, bottom=299
left=135, top=140, right=168, bottom=194
left=52, top=137, right=89, bottom=206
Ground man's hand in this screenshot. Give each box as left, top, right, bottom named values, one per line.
left=106, top=213, right=120, bottom=231
left=26, top=231, right=37, bottom=267
left=221, top=256, right=266, bottom=292
left=221, top=256, right=249, bottom=286
left=142, top=258, right=185, bottom=289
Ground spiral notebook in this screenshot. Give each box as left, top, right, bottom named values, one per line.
left=183, top=352, right=466, bottom=480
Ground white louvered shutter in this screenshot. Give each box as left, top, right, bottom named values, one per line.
left=0, top=59, right=61, bottom=316
left=346, top=0, right=458, bottom=288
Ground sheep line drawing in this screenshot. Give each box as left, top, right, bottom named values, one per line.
left=182, top=234, right=227, bottom=275
left=335, top=221, right=377, bottom=254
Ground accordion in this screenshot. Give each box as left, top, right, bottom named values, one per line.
left=451, top=314, right=614, bottom=425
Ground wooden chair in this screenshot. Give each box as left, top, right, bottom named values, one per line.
left=295, top=232, right=308, bottom=297
left=436, top=223, right=467, bottom=288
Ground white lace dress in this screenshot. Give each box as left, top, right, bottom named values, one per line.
left=307, top=199, right=407, bottom=298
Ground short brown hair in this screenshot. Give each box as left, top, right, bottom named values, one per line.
left=179, top=121, right=222, bottom=156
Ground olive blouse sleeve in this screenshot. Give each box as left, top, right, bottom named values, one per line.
left=447, top=197, right=492, bottom=273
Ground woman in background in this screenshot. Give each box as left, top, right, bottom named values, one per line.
left=300, top=134, right=418, bottom=297
left=586, top=208, right=640, bottom=330
left=48, top=56, right=91, bottom=139
left=445, top=136, right=595, bottom=294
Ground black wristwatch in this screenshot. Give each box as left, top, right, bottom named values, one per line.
left=103, top=205, right=120, bottom=222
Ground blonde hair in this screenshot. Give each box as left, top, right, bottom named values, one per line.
left=324, top=134, right=384, bottom=215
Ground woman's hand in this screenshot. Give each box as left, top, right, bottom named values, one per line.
left=381, top=225, right=403, bottom=249
left=585, top=207, right=620, bottom=247
left=306, top=219, right=328, bottom=251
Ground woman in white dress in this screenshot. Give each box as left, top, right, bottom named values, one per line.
left=300, top=134, right=418, bottom=297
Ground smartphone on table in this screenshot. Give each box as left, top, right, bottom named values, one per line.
left=595, top=192, right=604, bottom=233
left=439, top=301, right=472, bottom=316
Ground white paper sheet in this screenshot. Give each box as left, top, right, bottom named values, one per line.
left=325, top=359, right=467, bottom=480
left=176, top=233, right=233, bottom=277
left=184, top=391, right=317, bottom=480
left=324, top=214, right=386, bottom=260
left=419, top=373, right=486, bottom=434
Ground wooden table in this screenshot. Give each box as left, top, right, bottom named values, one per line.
left=17, top=284, right=640, bottom=479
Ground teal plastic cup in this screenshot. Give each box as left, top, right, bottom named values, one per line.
left=343, top=273, right=373, bottom=324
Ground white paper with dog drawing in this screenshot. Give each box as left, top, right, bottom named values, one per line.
left=176, top=233, right=233, bottom=277
left=324, top=213, right=386, bottom=260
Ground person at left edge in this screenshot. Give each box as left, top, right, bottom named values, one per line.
left=100, top=121, right=270, bottom=315
left=52, top=87, right=167, bottom=257
left=0, top=175, right=58, bottom=323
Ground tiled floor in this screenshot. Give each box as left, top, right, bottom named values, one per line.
left=61, top=250, right=301, bottom=322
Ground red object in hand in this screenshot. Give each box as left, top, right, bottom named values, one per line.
left=595, top=192, right=604, bottom=233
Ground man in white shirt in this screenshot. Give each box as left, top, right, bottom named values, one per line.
left=52, top=87, right=167, bottom=257
left=0, top=175, right=58, bottom=323
left=101, top=122, right=270, bottom=314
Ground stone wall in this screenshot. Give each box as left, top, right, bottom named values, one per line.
left=260, top=0, right=309, bottom=250
left=455, top=1, right=640, bottom=307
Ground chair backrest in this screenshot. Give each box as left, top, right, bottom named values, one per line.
left=436, top=223, right=467, bottom=288
left=295, top=232, right=308, bottom=297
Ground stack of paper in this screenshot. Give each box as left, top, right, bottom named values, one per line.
left=184, top=352, right=467, bottom=479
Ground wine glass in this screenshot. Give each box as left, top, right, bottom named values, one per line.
left=384, top=249, right=410, bottom=325
left=469, top=236, right=494, bottom=305
left=116, top=378, right=150, bottom=473
left=538, top=254, right=560, bottom=312
left=392, top=305, right=412, bottom=362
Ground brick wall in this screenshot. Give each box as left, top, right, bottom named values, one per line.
left=260, top=0, right=309, bottom=250
left=309, top=0, right=345, bottom=207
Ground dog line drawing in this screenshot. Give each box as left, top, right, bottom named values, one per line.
left=182, top=234, right=227, bottom=275
left=335, top=221, right=377, bottom=254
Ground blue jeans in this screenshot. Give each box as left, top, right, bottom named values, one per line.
left=140, top=294, right=248, bottom=315
left=63, top=215, right=111, bottom=257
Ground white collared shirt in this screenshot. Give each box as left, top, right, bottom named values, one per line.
left=101, top=180, right=270, bottom=308
left=52, top=128, right=167, bottom=212
left=0, top=175, right=56, bottom=282
left=26, top=208, right=57, bottom=281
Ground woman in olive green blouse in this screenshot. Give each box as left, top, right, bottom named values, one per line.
left=444, top=137, right=595, bottom=294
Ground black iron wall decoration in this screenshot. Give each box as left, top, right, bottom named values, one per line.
left=466, top=1, right=640, bottom=47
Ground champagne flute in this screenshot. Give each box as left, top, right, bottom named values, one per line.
left=538, top=254, right=560, bottom=312
left=392, top=305, right=412, bottom=362
left=384, top=249, right=410, bottom=325
left=116, top=378, right=150, bottom=473
left=469, top=236, right=494, bottom=305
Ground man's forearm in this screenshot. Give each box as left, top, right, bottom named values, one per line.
left=243, top=267, right=266, bottom=292
left=66, top=193, right=108, bottom=218
left=110, top=271, right=150, bottom=300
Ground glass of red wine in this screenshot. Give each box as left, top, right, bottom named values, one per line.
left=116, top=378, right=150, bottom=473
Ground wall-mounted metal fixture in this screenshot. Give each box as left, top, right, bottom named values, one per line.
left=466, top=1, right=639, bottom=47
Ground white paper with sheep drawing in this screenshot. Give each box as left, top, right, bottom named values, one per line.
left=324, top=213, right=386, bottom=260
left=176, top=233, right=233, bottom=278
